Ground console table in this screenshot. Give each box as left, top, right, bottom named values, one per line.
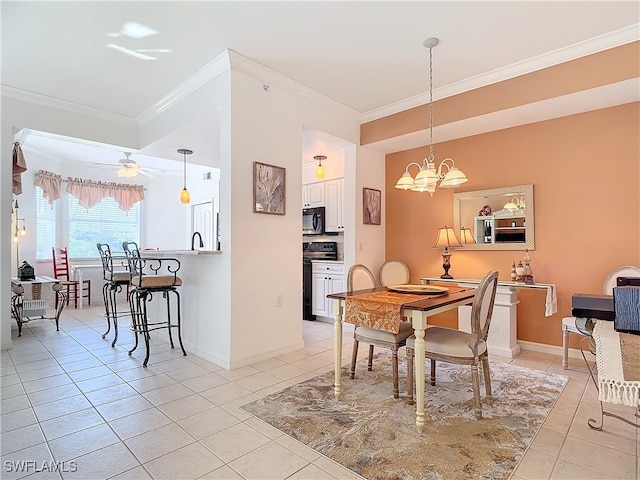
left=421, top=277, right=557, bottom=357
left=11, top=276, right=67, bottom=336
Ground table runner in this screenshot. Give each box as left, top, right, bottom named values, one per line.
left=593, top=320, right=640, bottom=407
left=345, top=290, right=426, bottom=333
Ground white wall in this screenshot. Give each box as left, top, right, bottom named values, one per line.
left=226, top=68, right=363, bottom=367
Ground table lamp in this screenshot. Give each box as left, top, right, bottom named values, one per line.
left=433, top=226, right=462, bottom=279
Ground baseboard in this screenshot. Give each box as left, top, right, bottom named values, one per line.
left=517, top=340, right=587, bottom=360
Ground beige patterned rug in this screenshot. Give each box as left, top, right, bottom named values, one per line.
left=241, top=354, right=567, bottom=480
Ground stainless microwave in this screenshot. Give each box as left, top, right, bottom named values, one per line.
left=303, top=207, right=325, bottom=235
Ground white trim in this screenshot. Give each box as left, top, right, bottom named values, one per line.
left=518, top=339, right=587, bottom=361
left=1, top=86, right=135, bottom=125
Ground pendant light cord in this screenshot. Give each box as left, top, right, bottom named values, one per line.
left=428, top=44, right=434, bottom=163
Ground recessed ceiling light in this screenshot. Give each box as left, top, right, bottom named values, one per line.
left=121, top=22, right=158, bottom=39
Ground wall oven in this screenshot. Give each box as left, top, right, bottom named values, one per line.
left=302, top=207, right=325, bottom=235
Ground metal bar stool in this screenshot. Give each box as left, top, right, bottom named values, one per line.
left=122, top=241, right=186, bottom=367
left=97, top=243, right=132, bottom=347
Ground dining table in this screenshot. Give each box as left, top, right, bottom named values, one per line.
left=328, top=284, right=477, bottom=433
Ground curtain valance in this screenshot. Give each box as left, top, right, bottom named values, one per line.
left=34, top=170, right=62, bottom=204
left=66, top=178, right=145, bottom=211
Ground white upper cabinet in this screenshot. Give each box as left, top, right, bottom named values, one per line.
left=324, top=178, right=344, bottom=232
left=302, top=182, right=325, bottom=208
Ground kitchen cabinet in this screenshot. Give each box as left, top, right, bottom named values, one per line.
left=302, top=182, right=325, bottom=208
left=324, top=178, right=344, bottom=232
left=312, top=261, right=344, bottom=318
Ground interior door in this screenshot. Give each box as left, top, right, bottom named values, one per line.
left=191, top=200, right=214, bottom=250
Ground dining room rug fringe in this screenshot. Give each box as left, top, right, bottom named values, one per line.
left=241, top=354, right=567, bottom=480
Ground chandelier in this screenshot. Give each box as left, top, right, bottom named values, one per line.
left=395, top=38, right=468, bottom=196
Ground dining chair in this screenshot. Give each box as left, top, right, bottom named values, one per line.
left=97, top=243, right=132, bottom=347
left=406, top=269, right=499, bottom=419
left=51, top=246, right=90, bottom=309
left=561, top=265, right=640, bottom=369
left=348, top=263, right=414, bottom=399
left=378, top=260, right=410, bottom=287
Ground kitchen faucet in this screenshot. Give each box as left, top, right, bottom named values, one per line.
left=191, top=231, right=204, bottom=250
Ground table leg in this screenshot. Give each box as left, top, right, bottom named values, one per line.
left=333, top=298, right=344, bottom=400
left=412, top=310, right=427, bottom=433
left=75, top=268, right=84, bottom=309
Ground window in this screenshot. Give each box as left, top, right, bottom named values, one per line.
left=35, top=188, right=140, bottom=260
left=35, top=187, right=56, bottom=260
left=68, top=196, right=139, bottom=258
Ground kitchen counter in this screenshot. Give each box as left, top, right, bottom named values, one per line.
left=143, top=249, right=221, bottom=256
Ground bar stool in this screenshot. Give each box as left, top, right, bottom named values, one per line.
left=97, top=243, right=132, bottom=347
left=122, top=241, right=186, bottom=367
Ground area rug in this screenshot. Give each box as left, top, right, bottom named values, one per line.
left=241, top=354, right=567, bottom=480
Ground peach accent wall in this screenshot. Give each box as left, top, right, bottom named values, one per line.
left=362, top=42, right=640, bottom=144
left=385, top=103, right=639, bottom=347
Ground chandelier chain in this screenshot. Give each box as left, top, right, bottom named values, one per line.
left=428, top=44, right=434, bottom=163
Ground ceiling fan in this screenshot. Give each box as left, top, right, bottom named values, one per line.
left=94, top=152, right=163, bottom=178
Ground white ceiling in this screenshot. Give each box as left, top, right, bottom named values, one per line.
left=2, top=1, right=639, bottom=171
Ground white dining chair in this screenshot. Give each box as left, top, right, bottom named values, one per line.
left=561, top=265, right=640, bottom=369
left=406, top=270, right=499, bottom=419
left=378, top=260, right=410, bottom=287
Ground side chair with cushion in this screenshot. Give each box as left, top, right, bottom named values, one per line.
left=348, top=263, right=414, bottom=399
left=561, top=265, right=640, bottom=369
left=407, top=269, right=499, bottom=419
left=52, top=246, right=90, bottom=309
left=378, top=260, right=410, bottom=287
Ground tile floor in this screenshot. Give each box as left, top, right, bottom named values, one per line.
left=1, top=305, right=638, bottom=479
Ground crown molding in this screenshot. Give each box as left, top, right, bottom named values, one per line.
left=361, top=24, right=640, bottom=123
left=0, top=85, right=135, bottom=125
left=136, top=49, right=232, bottom=126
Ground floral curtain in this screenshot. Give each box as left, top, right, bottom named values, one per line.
left=33, top=170, right=63, bottom=204
left=66, top=178, right=144, bottom=211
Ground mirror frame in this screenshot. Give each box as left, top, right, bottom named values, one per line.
left=453, top=184, right=535, bottom=251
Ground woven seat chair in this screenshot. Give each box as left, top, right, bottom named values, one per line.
left=122, top=241, right=186, bottom=367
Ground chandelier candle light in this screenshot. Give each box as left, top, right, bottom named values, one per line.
left=314, top=155, right=326, bottom=180
left=433, top=226, right=463, bottom=279
left=395, top=38, right=468, bottom=195
left=178, top=148, right=193, bottom=204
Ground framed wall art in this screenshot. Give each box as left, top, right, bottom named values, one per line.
left=253, top=161, right=286, bottom=215
left=363, top=187, right=381, bottom=225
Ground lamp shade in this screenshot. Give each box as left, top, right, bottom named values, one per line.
left=439, top=166, right=468, bottom=188
left=180, top=187, right=190, bottom=204
left=459, top=227, right=476, bottom=244
left=433, top=226, right=462, bottom=249
left=394, top=172, right=415, bottom=190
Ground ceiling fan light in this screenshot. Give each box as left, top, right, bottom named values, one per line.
left=117, top=165, right=138, bottom=178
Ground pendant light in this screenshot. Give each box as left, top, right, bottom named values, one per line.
left=178, top=148, right=192, bottom=204
left=395, top=38, right=468, bottom=196
left=314, top=155, right=326, bottom=180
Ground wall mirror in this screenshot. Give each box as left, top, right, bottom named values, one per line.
left=453, top=184, right=534, bottom=251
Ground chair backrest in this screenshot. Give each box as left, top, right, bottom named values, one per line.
left=347, top=264, right=376, bottom=291
left=470, top=270, right=499, bottom=343
left=378, top=260, right=410, bottom=287
left=122, top=241, right=142, bottom=277
left=603, top=266, right=640, bottom=295
left=52, top=247, right=71, bottom=281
